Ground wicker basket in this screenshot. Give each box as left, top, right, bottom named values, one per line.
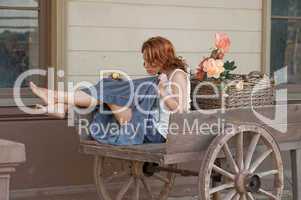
left=190, top=71, right=275, bottom=110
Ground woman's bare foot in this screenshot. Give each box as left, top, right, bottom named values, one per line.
left=30, top=82, right=57, bottom=105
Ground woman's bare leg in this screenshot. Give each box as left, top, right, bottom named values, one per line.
left=30, top=82, right=132, bottom=123
left=30, top=82, right=99, bottom=108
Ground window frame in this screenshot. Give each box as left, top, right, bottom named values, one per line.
left=0, top=0, right=52, bottom=105
left=262, top=0, right=301, bottom=101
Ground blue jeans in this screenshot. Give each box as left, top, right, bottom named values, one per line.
left=82, top=76, right=165, bottom=145
left=144, top=129, right=166, bottom=143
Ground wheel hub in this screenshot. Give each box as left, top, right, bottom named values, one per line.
left=245, top=174, right=261, bottom=193
left=235, top=171, right=261, bottom=194
left=143, top=162, right=160, bottom=177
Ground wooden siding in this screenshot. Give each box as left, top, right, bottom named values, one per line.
left=65, top=0, right=262, bottom=83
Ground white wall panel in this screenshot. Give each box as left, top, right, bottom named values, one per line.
left=68, top=2, right=261, bottom=31
left=65, top=0, right=263, bottom=77
left=68, top=27, right=261, bottom=53
left=69, top=0, right=261, bottom=10
left=67, top=51, right=261, bottom=76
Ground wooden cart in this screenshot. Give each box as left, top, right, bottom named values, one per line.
left=77, top=104, right=301, bottom=200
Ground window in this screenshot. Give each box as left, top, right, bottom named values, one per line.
left=0, top=0, right=50, bottom=105
left=270, top=0, right=301, bottom=84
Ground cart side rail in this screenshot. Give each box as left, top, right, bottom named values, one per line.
left=166, top=103, right=301, bottom=154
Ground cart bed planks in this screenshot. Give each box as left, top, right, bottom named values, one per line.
left=78, top=103, right=301, bottom=200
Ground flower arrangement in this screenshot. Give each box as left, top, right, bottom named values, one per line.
left=195, top=33, right=237, bottom=81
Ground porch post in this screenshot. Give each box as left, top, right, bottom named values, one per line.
left=0, top=174, right=10, bottom=200
left=0, top=140, right=26, bottom=200
left=291, top=148, right=301, bottom=200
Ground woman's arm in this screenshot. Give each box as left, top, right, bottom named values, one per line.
left=159, top=71, right=188, bottom=112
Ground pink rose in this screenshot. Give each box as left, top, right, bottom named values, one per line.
left=202, top=58, right=225, bottom=79
left=215, top=32, right=231, bottom=53
left=203, top=58, right=216, bottom=72
left=215, top=59, right=224, bottom=68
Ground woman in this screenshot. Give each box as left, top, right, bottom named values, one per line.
left=30, top=36, right=191, bottom=145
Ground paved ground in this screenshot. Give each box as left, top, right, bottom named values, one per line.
left=16, top=193, right=198, bottom=200
left=14, top=192, right=293, bottom=200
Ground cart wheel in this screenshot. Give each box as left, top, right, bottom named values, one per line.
left=94, top=157, right=176, bottom=200
left=199, top=125, right=283, bottom=200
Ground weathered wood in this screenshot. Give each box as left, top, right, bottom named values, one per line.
left=244, top=133, right=260, bottom=170
left=0, top=140, right=26, bottom=200
left=79, top=104, right=301, bottom=159
left=93, top=157, right=176, bottom=200
left=247, top=193, right=255, bottom=200
left=163, top=152, right=204, bottom=165
left=79, top=143, right=166, bottom=165
left=212, top=165, right=235, bottom=180
left=291, top=149, right=301, bottom=200
left=222, top=144, right=239, bottom=173
left=77, top=103, right=301, bottom=200
left=199, top=125, right=283, bottom=200
left=0, top=174, right=9, bottom=200
left=223, top=189, right=237, bottom=200
left=278, top=141, right=301, bottom=151
left=141, top=176, right=154, bottom=199
left=236, top=132, right=244, bottom=170
left=249, top=149, right=273, bottom=173
left=258, top=188, right=278, bottom=199
left=116, top=177, right=134, bottom=200
left=257, top=170, right=279, bottom=178
left=80, top=141, right=207, bottom=165
left=167, top=104, right=301, bottom=154
left=81, top=140, right=166, bottom=153
left=133, top=178, right=140, bottom=200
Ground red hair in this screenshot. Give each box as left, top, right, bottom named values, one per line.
left=141, top=36, right=187, bottom=73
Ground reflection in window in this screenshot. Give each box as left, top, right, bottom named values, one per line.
left=272, top=0, right=301, bottom=17
left=0, top=0, right=39, bottom=88
left=271, top=0, right=301, bottom=84
left=0, top=0, right=38, bottom=7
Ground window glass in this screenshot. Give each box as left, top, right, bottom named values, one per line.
left=272, top=0, right=301, bottom=17
left=0, top=0, right=38, bottom=7
left=271, top=1, right=301, bottom=84
left=0, top=1, right=39, bottom=88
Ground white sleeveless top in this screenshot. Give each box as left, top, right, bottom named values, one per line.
left=154, top=68, right=191, bottom=139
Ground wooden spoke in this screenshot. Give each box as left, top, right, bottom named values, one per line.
left=222, top=143, right=239, bottom=173
left=259, top=188, right=279, bottom=200
left=199, top=126, right=283, bottom=200
left=116, top=177, right=134, bottom=200
left=141, top=176, right=153, bottom=199
left=244, top=133, right=261, bottom=170
left=94, top=157, right=176, bottom=200
left=247, top=192, right=255, bottom=200
left=232, top=193, right=240, bottom=200
left=239, top=194, right=247, bottom=200
left=153, top=173, right=170, bottom=184
left=105, top=171, right=128, bottom=183
left=236, top=133, right=244, bottom=170
left=223, top=189, right=237, bottom=200
left=95, top=157, right=105, bottom=176
left=212, top=164, right=235, bottom=180
left=133, top=178, right=140, bottom=200
left=257, top=170, right=279, bottom=178
left=209, top=182, right=235, bottom=195
left=250, top=149, right=273, bottom=173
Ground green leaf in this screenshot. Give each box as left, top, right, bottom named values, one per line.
left=223, top=60, right=237, bottom=71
